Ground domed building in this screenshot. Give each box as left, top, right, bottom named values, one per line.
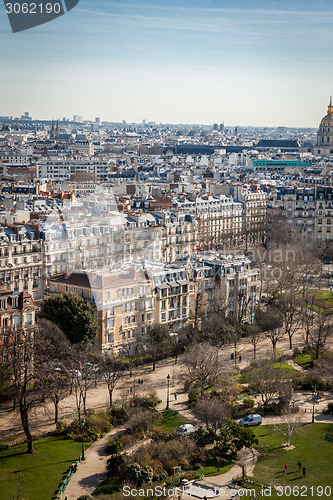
left=315, top=97, right=333, bottom=156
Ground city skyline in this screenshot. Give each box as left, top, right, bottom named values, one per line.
left=1, top=0, right=333, bottom=127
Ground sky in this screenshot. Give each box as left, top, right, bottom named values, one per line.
left=1, top=0, right=333, bottom=127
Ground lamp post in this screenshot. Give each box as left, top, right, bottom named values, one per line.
left=312, top=387, right=316, bottom=424
left=166, top=374, right=170, bottom=410
left=81, top=418, right=86, bottom=460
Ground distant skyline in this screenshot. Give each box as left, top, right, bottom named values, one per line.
left=1, top=0, right=333, bottom=127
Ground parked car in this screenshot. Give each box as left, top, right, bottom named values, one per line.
left=174, top=424, right=194, bottom=436
left=239, top=414, right=262, bottom=427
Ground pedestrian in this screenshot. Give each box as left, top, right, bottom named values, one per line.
left=174, top=392, right=178, bottom=400
left=297, top=461, right=302, bottom=472
left=302, top=466, right=306, bottom=477
left=203, top=496, right=207, bottom=500
left=283, top=464, right=288, bottom=475
left=239, top=355, right=242, bottom=362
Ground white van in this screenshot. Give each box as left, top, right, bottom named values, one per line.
left=174, top=424, right=194, bottom=436
left=239, top=414, right=262, bottom=427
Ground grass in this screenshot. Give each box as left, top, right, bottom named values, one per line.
left=294, top=353, right=314, bottom=369
left=250, top=423, right=333, bottom=499
left=0, top=435, right=89, bottom=500
left=305, top=289, right=333, bottom=315
left=195, top=459, right=234, bottom=477
left=273, top=362, right=296, bottom=373
left=156, top=410, right=190, bottom=433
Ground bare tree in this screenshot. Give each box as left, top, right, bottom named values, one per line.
left=193, top=399, right=230, bottom=432
left=309, top=313, right=332, bottom=360
left=272, top=409, right=302, bottom=446
left=265, top=328, right=285, bottom=359
left=121, top=341, right=138, bottom=377
left=247, top=358, right=286, bottom=406
left=71, top=344, right=96, bottom=419
left=100, top=355, right=125, bottom=407
left=35, top=319, right=72, bottom=423
left=145, top=323, right=169, bottom=371
left=247, top=324, right=263, bottom=359
left=2, top=327, right=44, bottom=453
left=183, top=343, right=220, bottom=399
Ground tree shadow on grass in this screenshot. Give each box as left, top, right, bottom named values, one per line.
left=11, top=459, right=74, bottom=473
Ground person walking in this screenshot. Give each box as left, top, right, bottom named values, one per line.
left=174, top=392, right=178, bottom=400
left=302, top=466, right=307, bottom=477
left=297, top=461, right=302, bottom=472
left=283, top=464, right=288, bottom=476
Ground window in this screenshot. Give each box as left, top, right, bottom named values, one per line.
left=81, top=288, right=85, bottom=297
left=13, top=315, right=19, bottom=325
left=25, top=314, right=32, bottom=325
left=147, top=313, right=152, bottom=321
left=65, top=286, right=69, bottom=292
left=107, top=333, right=114, bottom=343
left=108, top=318, right=114, bottom=329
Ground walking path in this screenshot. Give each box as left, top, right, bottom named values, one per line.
left=64, top=426, right=124, bottom=500
left=1, top=329, right=333, bottom=499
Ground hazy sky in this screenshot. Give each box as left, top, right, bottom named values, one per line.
left=1, top=0, right=333, bottom=126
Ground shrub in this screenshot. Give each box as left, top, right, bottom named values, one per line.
left=243, top=397, right=255, bottom=409
left=77, top=496, right=94, bottom=500
left=141, top=465, right=154, bottom=485
left=293, top=347, right=301, bottom=358
left=326, top=402, right=333, bottom=414
left=106, top=439, right=123, bottom=455
left=153, top=470, right=168, bottom=482
left=132, top=392, right=161, bottom=409
left=300, top=374, right=328, bottom=391
left=126, top=409, right=161, bottom=436
left=188, top=386, right=200, bottom=406
left=106, top=453, right=127, bottom=477
left=193, top=427, right=216, bottom=447
left=125, top=463, right=143, bottom=485
left=85, top=409, right=112, bottom=435
left=55, top=420, right=67, bottom=434
left=111, top=401, right=131, bottom=425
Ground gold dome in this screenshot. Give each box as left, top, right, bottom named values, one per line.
left=320, top=96, right=333, bottom=125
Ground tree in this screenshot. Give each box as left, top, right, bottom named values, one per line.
left=213, top=418, right=258, bottom=460
left=121, top=341, right=138, bottom=377
left=35, top=319, right=72, bottom=423
left=39, top=292, right=98, bottom=344
left=2, top=327, right=45, bottom=453
left=247, top=324, right=262, bottom=360
left=265, top=328, right=285, bottom=359
left=145, top=323, right=169, bottom=371
left=71, top=344, right=97, bottom=419
left=272, top=409, right=302, bottom=446
left=309, top=313, right=332, bottom=360
left=183, top=343, right=220, bottom=399
left=100, top=355, right=125, bottom=407
left=247, top=359, right=286, bottom=406
left=0, top=362, right=13, bottom=404
left=193, top=399, right=230, bottom=432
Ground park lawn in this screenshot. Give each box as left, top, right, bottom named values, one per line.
left=273, top=362, right=296, bottom=374
left=157, top=410, right=190, bottom=433
left=0, top=435, right=89, bottom=500
left=250, top=423, right=333, bottom=499
left=195, top=459, right=234, bottom=477
left=294, top=353, right=313, bottom=369
left=306, top=290, right=333, bottom=315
